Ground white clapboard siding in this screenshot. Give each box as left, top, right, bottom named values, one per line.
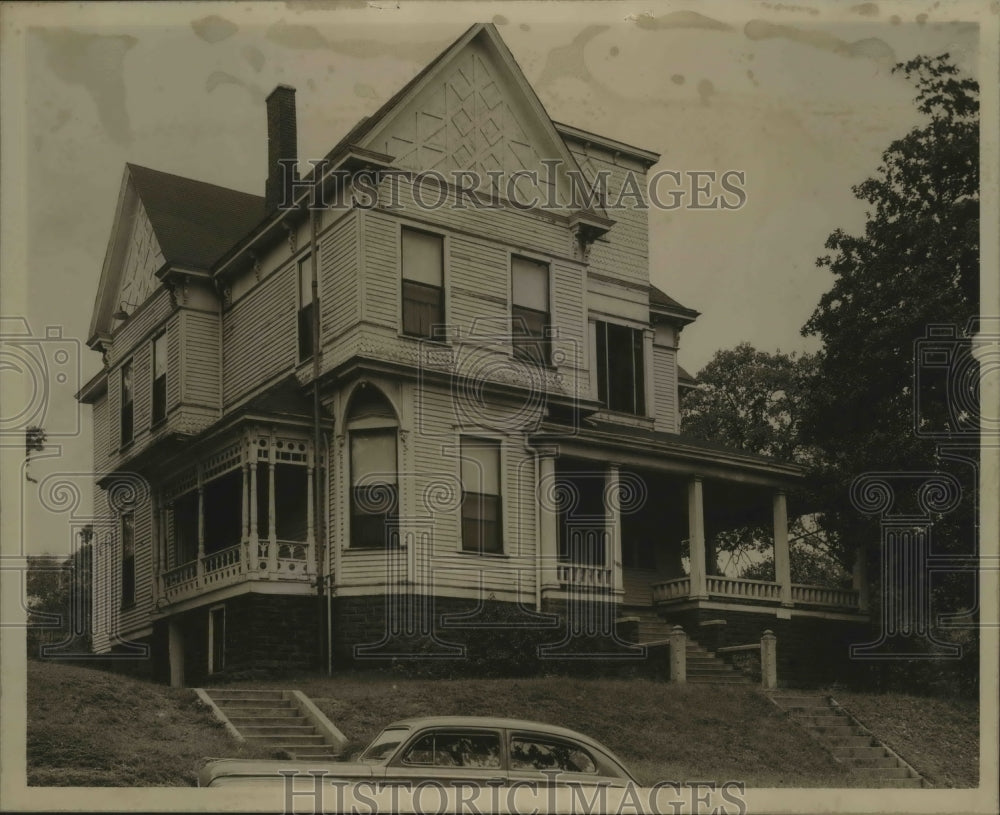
left=106, top=287, right=175, bottom=368
left=361, top=211, right=399, bottom=327
left=91, top=395, right=111, bottom=653
left=652, top=344, right=679, bottom=433
left=551, top=259, right=587, bottom=375
left=567, top=147, right=649, bottom=286
left=448, top=234, right=508, bottom=337
left=181, top=310, right=221, bottom=409
left=222, top=262, right=296, bottom=407
left=117, top=495, right=154, bottom=638
left=375, top=175, right=571, bottom=260
left=319, top=211, right=359, bottom=342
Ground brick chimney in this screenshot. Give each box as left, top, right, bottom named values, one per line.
left=265, top=85, right=298, bottom=212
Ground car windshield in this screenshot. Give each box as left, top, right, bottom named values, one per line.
left=359, top=727, right=409, bottom=762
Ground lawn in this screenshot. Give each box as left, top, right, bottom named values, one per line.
left=26, top=659, right=272, bottom=786
left=832, top=690, right=979, bottom=788
left=26, top=660, right=979, bottom=788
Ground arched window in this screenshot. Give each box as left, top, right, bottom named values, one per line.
left=346, top=386, right=399, bottom=548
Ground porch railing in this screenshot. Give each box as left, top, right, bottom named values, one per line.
left=651, top=575, right=860, bottom=611
left=160, top=538, right=313, bottom=605
left=707, top=575, right=781, bottom=602
left=557, top=563, right=613, bottom=591
left=791, top=584, right=859, bottom=609
left=651, top=577, right=690, bottom=603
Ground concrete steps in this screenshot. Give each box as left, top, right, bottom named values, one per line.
left=769, top=693, right=925, bottom=788
left=618, top=609, right=752, bottom=684
left=200, top=688, right=343, bottom=761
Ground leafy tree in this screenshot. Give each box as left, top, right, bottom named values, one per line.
left=800, top=54, right=979, bottom=695
left=681, top=345, right=847, bottom=585
left=25, top=530, right=93, bottom=659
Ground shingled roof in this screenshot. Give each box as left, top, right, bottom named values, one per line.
left=127, top=164, right=265, bottom=269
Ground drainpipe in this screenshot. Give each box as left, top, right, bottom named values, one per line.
left=310, top=188, right=327, bottom=672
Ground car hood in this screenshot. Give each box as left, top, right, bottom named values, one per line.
left=198, top=758, right=375, bottom=787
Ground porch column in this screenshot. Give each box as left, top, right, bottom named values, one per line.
left=687, top=477, right=707, bottom=599
left=605, top=464, right=623, bottom=595
left=538, top=452, right=559, bottom=596
left=268, top=459, right=278, bottom=575
left=852, top=546, right=870, bottom=613
left=249, top=462, right=259, bottom=546
left=307, top=462, right=316, bottom=546
left=773, top=491, right=792, bottom=607
left=168, top=619, right=185, bottom=688
left=196, top=469, right=205, bottom=582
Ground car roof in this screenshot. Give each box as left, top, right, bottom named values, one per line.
left=386, top=717, right=622, bottom=754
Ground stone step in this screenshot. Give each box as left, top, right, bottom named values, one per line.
left=807, top=724, right=869, bottom=741
left=239, top=724, right=318, bottom=737
left=831, top=745, right=890, bottom=760
left=246, top=733, right=327, bottom=746
left=229, top=716, right=310, bottom=728
left=213, top=696, right=295, bottom=708
left=850, top=766, right=916, bottom=780
left=843, top=755, right=902, bottom=769
left=218, top=706, right=302, bottom=718
left=797, top=714, right=852, bottom=727
left=687, top=675, right=752, bottom=684
left=208, top=689, right=286, bottom=701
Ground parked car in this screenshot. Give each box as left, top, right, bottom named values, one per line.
left=199, top=715, right=638, bottom=790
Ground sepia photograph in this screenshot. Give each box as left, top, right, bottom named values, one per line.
left=0, top=1, right=996, bottom=812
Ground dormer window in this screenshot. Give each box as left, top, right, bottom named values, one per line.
left=401, top=227, right=444, bottom=338
left=511, top=256, right=550, bottom=365
left=595, top=321, right=645, bottom=415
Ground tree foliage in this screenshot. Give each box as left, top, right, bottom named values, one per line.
left=799, top=54, right=979, bottom=694
left=25, top=532, right=93, bottom=659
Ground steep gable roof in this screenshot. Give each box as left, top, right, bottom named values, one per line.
left=127, top=164, right=265, bottom=269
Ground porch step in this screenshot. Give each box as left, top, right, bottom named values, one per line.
left=768, top=693, right=926, bottom=788
left=200, top=688, right=344, bottom=760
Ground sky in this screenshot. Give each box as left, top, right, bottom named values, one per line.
left=0, top=0, right=992, bottom=557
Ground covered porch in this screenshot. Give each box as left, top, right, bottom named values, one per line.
left=534, top=430, right=867, bottom=618
left=154, top=427, right=321, bottom=607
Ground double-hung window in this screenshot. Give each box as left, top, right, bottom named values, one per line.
left=151, top=333, right=167, bottom=425
left=401, top=227, right=444, bottom=338
left=350, top=429, right=399, bottom=548
left=595, top=321, right=645, bottom=415
left=120, top=360, right=134, bottom=445
left=461, top=439, right=502, bottom=554
left=511, top=256, right=550, bottom=364
left=121, top=511, right=135, bottom=608
left=298, top=255, right=315, bottom=362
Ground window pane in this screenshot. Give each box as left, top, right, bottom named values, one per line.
left=510, top=737, right=597, bottom=773
left=401, top=228, right=443, bottom=286
left=153, top=334, right=167, bottom=378
left=298, top=256, right=313, bottom=305
left=597, top=322, right=644, bottom=415
left=461, top=440, right=500, bottom=495
left=121, top=362, right=133, bottom=404
left=402, top=280, right=443, bottom=337
left=403, top=733, right=501, bottom=768
left=512, top=257, right=548, bottom=311
left=298, top=303, right=314, bottom=360
left=462, top=492, right=502, bottom=553
left=351, top=431, right=397, bottom=484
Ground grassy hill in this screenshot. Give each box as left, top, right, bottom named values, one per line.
left=26, top=661, right=978, bottom=787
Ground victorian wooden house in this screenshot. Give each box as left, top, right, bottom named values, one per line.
left=78, top=23, right=868, bottom=685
